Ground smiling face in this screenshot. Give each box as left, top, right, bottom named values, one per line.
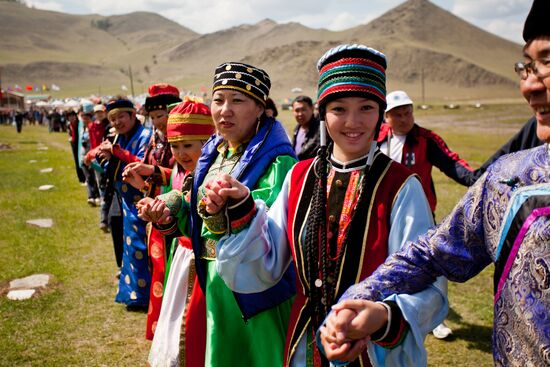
left=520, top=36, right=550, bottom=143
left=109, top=110, right=136, bottom=135
left=170, top=140, right=203, bottom=171
left=148, top=109, right=169, bottom=134
left=325, top=97, right=380, bottom=162
left=210, top=90, right=264, bottom=148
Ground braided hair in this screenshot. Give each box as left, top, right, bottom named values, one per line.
left=304, top=134, right=329, bottom=330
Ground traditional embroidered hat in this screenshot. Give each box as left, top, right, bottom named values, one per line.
left=212, top=62, right=271, bottom=106
left=523, top=0, right=550, bottom=42
left=316, top=44, right=387, bottom=112
left=167, top=97, right=215, bottom=143
left=106, top=98, right=135, bottom=119
left=144, top=83, right=182, bottom=113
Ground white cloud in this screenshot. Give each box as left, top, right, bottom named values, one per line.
left=21, top=0, right=532, bottom=43
left=452, top=0, right=531, bottom=20
left=485, top=19, right=524, bottom=44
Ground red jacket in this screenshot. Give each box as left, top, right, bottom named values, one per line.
left=377, top=123, right=475, bottom=212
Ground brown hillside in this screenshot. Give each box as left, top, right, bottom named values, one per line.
left=0, top=0, right=524, bottom=100
left=346, top=0, right=521, bottom=79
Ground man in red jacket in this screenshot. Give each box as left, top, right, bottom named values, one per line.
left=378, top=90, right=477, bottom=339
left=378, top=90, right=476, bottom=214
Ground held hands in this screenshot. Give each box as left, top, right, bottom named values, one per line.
left=97, top=140, right=112, bottom=160
left=319, top=299, right=388, bottom=362
left=136, top=197, right=172, bottom=224
left=122, top=162, right=154, bottom=190
left=122, top=165, right=147, bottom=190
left=202, top=173, right=249, bottom=215
left=124, top=162, right=155, bottom=176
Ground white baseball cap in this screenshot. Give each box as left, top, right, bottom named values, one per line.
left=385, top=91, right=413, bottom=112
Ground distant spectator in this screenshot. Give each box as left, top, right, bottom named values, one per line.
left=291, top=95, right=321, bottom=160
left=378, top=90, right=476, bottom=214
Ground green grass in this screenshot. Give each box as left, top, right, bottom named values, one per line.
left=0, top=103, right=532, bottom=365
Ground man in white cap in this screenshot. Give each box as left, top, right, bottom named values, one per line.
left=379, top=90, right=476, bottom=215
left=378, top=90, right=478, bottom=339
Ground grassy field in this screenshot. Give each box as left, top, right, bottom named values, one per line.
left=0, top=102, right=532, bottom=366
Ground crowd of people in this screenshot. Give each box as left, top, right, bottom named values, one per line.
left=55, top=1, right=548, bottom=366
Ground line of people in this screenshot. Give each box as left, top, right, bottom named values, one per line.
left=65, top=1, right=548, bottom=365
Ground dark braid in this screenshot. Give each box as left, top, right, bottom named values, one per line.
left=304, top=142, right=329, bottom=331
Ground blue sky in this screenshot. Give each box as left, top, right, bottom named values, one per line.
left=26, top=0, right=532, bottom=44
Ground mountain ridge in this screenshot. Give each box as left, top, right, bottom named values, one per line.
left=0, top=0, right=523, bottom=101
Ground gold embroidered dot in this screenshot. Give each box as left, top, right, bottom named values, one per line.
left=121, top=184, right=128, bottom=193
left=133, top=195, right=141, bottom=203
left=225, top=65, right=232, bottom=71
left=246, top=85, right=252, bottom=91
left=126, top=236, right=132, bottom=245
left=246, top=68, right=253, bottom=73
left=132, top=225, right=138, bottom=232
left=255, top=79, right=261, bottom=86
left=130, top=263, right=134, bottom=271
left=153, top=281, right=164, bottom=298
left=125, top=275, right=131, bottom=284
left=335, top=179, right=343, bottom=187
left=151, top=245, right=163, bottom=259
left=138, top=279, right=147, bottom=287
left=130, top=291, right=137, bottom=300
left=329, top=215, right=336, bottom=223
left=135, top=250, right=144, bottom=260
left=222, top=79, right=228, bottom=85
left=235, top=73, right=242, bottom=79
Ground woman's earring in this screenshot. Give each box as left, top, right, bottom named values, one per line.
left=255, top=116, right=261, bottom=134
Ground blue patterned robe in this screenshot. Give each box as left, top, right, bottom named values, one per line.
left=335, top=144, right=550, bottom=366
left=113, top=123, right=153, bottom=307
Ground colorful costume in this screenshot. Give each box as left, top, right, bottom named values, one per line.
left=106, top=100, right=153, bottom=307
left=337, top=144, right=550, bottom=366
left=216, top=151, right=447, bottom=366
left=153, top=61, right=299, bottom=366
left=216, top=45, right=448, bottom=367
left=142, top=84, right=182, bottom=340
left=148, top=99, right=214, bottom=366
left=157, top=117, right=297, bottom=366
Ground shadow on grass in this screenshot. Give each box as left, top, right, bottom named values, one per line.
left=444, top=306, right=493, bottom=354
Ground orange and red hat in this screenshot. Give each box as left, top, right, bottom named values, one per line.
left=144, top=83, right=182, bottom=113
left=167, top=97, right=215, bottom=143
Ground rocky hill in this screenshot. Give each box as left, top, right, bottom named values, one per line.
left=0, top=0, right=523, bottom=101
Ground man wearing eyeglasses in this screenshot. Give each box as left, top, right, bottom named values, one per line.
left=318, top=1, right=550, bottom=365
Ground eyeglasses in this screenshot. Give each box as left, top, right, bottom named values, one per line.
left=514, top=57, right=550, bottom=80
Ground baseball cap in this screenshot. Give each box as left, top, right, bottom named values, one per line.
left=385, top=91, right=413, bottom=112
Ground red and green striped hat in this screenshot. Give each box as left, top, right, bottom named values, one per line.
left=167, top=98, right=215, bottom=143
left=317, top=44, right=387, bottom=112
